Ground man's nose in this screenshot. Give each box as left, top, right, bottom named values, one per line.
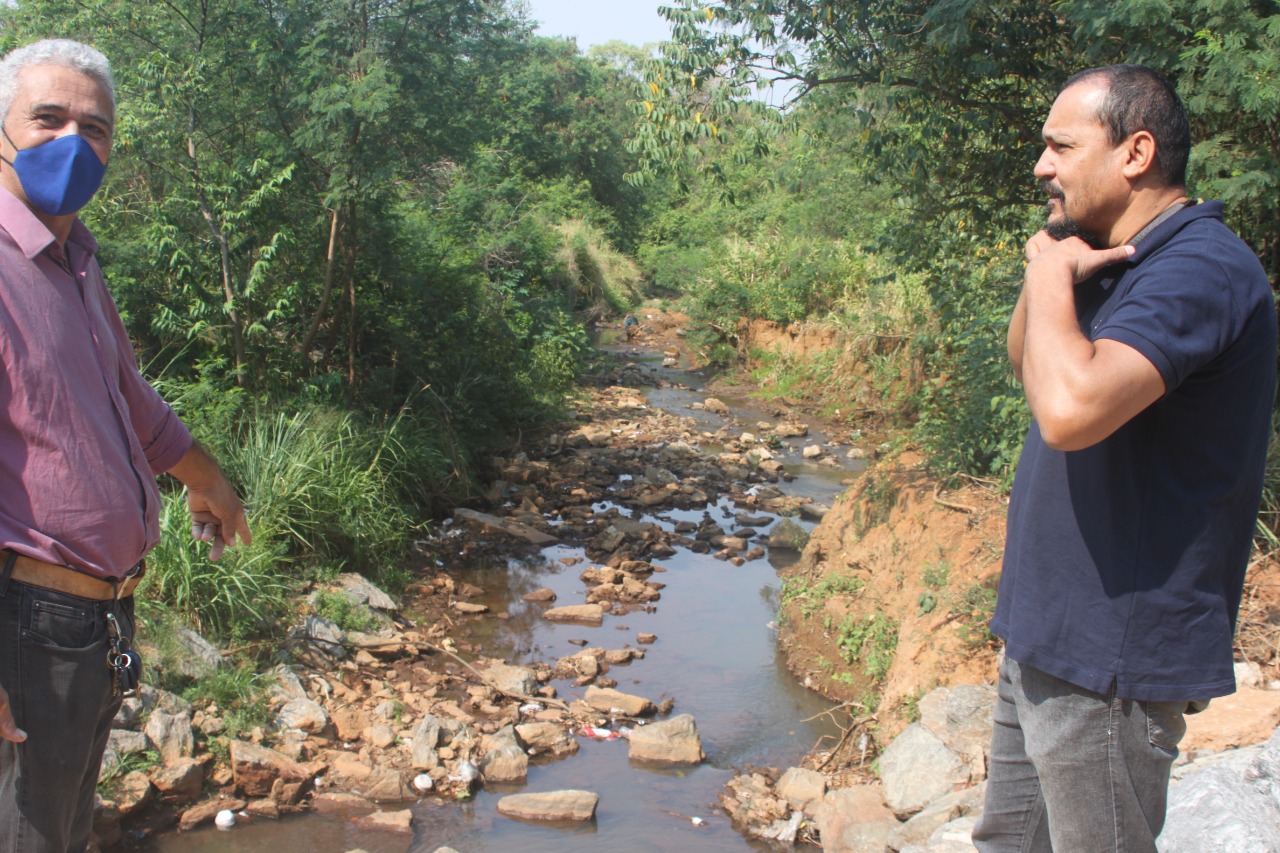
left=1033, top=150, right=1053, bottom=179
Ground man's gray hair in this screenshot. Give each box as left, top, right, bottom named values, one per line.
left=0, top=39, right=114, bottom=123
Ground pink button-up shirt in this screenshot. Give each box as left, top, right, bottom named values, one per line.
left=0, top=188, right=192, bottom=580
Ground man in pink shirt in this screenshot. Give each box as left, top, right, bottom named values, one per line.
left=0, top=39, right=251, bottom=851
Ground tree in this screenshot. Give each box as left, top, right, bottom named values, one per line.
left=640, top=0, right=1279, bottom=281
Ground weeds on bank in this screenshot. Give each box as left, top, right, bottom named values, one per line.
left=955, top=580, right=1000, bottom=649
left=312, top=589, right=382, bottom=633
left=781, top=573, right=865, bottom=618
left=918, top=558, right=951, bottom=615
left=835, top=613, right=898, bottom=684
left=98, top=749, right=160, bottom=789
left=854, top=476, right=899, bottom=536
left=182, top=664, right=273, bottom=744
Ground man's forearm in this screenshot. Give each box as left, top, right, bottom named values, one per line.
left=1008, top=287, right=1028, bottom=383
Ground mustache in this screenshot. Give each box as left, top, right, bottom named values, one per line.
left=1041, top=180, right=1064, bottom=201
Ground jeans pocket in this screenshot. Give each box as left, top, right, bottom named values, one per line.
left=1143, top=700, right=1188, bottom=754
left=23, top=595, right=102, bottom=649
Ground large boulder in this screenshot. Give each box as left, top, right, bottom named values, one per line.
left=777, top=766, right=828, bottom=813
left=516, top=722, right=579, bottom=758
left=144, top=710, right=193, bottom=764
left=879, top=723, right=970, bottom=818
left=173, top=628, right=224, bottom=677
left=276, top=697, right=329, bottom=734
left=889, top=783, right=986, bottom=851
left=917, top=684, right=997, bottom=782
left=584, top=686, right=656, bottom=717
left=480, top=726, right=529, bottom=784
left=336, top=572, right=398, bottom=611
left=543, top=604, right=604, bottom=624
left=812, top=785, right=898, bottom=853
left=627, top=714, right=704, bottom=764
left=483, top=663, right=538, bottom=698
left=768, top=517, right=810, bottom=551
left=1160, top=727, right=1280, bottom=852
left=410, top=714, right=442, bottom=770
left=148, top=757, right=204, bottom=801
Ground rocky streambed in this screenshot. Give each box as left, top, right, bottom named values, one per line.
left=101, top=333, right=874, bottom=851
left=96, top=319, right=1280, bottom=853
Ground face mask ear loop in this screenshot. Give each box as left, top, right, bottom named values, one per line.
left=0, top=125, right=15, bottom=171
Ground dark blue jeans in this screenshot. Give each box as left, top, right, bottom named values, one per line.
left=972, top=657, right=1189, bottom=853
left=0, top=578, right=130, bottom=853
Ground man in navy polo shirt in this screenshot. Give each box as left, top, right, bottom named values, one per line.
left=972, top=65, right=1277, bottom=852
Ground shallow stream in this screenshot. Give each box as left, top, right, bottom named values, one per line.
left=147, top=341, right=865, bottom=852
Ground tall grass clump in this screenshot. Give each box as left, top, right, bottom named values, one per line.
left=226, top=408, right=417, bottom=577
left=553, top=219, right=643, bottom=313
left=143, top=403, right=433, bottom=638
left=140, top=492, right=290, bottom=638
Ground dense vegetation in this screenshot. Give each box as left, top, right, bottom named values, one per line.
left=634, top=0, right=1278, bottom=485
left=2, top=0, right=1276, bottom=677
left=0, top=1, right=658, bottom=648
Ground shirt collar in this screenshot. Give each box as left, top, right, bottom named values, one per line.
left=1094, top=200, right=1224, bottom=292
left=0, top=185, right=98, bottom=261
left=1126, top=200, right=1222, bottom=266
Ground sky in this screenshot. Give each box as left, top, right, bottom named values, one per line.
left=521, top=0, right=673, bottom=49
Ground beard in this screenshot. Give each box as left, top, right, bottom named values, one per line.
left=1041, top=181, right=1102, bottom=248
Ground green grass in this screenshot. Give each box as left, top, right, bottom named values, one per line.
left=954, top=580, right=1000, bottom=649
left=781, top=573, right=866, bottom=618
left=835, top=612, right=898, bottom=684
left=313, top=589, right=381, bottom=633
left=181, top=663, right=273, bottom=743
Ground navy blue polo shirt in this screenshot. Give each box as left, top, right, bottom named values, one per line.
left=993, top=201, right=1277, bottom=702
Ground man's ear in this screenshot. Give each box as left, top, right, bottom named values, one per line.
left=1122, top=130, right=1158, bottom=180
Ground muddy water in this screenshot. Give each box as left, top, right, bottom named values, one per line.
left=151, top=345, right=865, bottom=853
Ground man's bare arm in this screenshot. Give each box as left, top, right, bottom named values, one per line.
left=1018, top=232, right=1164, bottom=451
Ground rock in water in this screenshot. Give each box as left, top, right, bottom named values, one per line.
left=497, top=790, right=599, bottom=822
left=627, top=714, right=705, bottom=764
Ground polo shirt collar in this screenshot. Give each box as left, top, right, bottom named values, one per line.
left=0, top=185, right=98, bottom=261
left=1127, top=200, right=1223, bottom=266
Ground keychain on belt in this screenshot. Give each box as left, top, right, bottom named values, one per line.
left=106, top=572, right=142, bottom=697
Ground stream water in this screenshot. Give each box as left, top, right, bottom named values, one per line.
left=145, top=339, right=865, bottom=853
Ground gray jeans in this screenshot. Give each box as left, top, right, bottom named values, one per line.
left=0, top=577, right=128, bottom=853
left=972, top=657, right=1189, bottom=853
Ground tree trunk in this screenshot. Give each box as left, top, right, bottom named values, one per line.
left=300, top=206, right=342, bottom=358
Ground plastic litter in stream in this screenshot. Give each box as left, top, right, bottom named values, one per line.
left=214, top=810, right=236, bottom=830
left=578, top=725, right=632, bottom=740
left=691, top=816, right=707, bottom=827
left=449, top=760, right=479, bottom=784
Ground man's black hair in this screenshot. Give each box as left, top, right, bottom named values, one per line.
left=1063, top=64, right=1191, bottom=188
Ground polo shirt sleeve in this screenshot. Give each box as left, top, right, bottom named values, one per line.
left=1092, top=241, right=1241, bottom=393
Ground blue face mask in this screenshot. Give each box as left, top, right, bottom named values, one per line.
left=2, top=131, right=106, bottom=216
